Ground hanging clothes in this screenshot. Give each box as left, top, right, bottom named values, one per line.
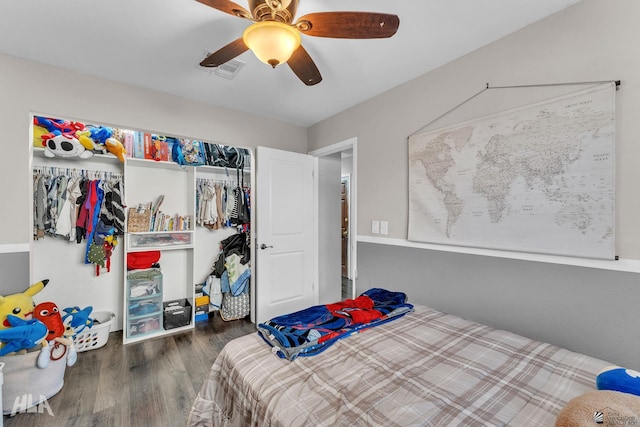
left=32, top=167, right=124, bottom=275
left=66, top=177, right=82, bottom=242
left=195, top=177, right=249, bottom=231
left=198, top=179, right=218, bottom=229
left=55, top=175, right=73, bottom=239
left=100, top=179, right=125, bottom=235
left=215, top=184, right=225, bottom=228
left=33, top=174, right=47, bottom=239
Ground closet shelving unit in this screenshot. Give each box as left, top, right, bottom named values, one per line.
left=32, top=129, right=252, bottom=345
left=123, top=156, right=197, bottom=344
left=123, top=156, right=252, bottom=343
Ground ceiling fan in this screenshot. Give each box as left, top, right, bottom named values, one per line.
left=197, top=0, right=400, bottom=86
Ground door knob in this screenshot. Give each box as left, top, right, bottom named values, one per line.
left=260, top=243, right=273, bottom=250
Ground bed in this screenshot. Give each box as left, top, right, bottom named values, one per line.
left=187, top=303, right=611, bottom=426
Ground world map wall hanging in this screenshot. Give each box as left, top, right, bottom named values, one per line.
left=408, top=82, right=616, bottom=259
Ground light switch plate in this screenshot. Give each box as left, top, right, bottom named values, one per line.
left=371, top=220, right=380, bottom=234
left=380, top=221, right=389, bottom=235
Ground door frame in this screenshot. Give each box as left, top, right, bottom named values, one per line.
left=309, top=137, right=358, bottom=300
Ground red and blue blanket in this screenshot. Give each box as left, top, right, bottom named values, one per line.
left=257, top=288, right=413, bottom=361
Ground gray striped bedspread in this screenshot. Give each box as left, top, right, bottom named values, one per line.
left=187, top=305, right=610, bottom=426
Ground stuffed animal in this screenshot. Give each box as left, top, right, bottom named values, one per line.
left=33, top=116, right=85, bottom=139
left=34, top=302, right=66, bottom=342
left=33, top=124, right=49, bottom=147
left=105, top=137, right=127, bottom=162
left=75, top=129, right=101, bottom=151
left=76, top=126, right=126, bottom=162
left=62, top=306, right=94, bottom=338
left=42, top=133, right=94, bottom=159
left=0, top=315, right=48, bottom=357
left=597, top=365, right=640, bottom=396
left=555, top=390, right=640, bottom=426
left=33, top=116, right=92, bottom=159
left=34, top=302, right=78, bottom=367
left=0, top=279, right=49, bottom=329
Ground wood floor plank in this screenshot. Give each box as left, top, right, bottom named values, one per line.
left=51, top=345, right=102, bottom=420
left=93, top=332, right=125, bottom=414
left=2, top=315, right=255, bottom=426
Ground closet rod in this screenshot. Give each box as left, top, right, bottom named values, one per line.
left=33, top=166, right=123, bottom=180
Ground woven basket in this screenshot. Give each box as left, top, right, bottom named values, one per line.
left=127, top=208, right=151, bottom=232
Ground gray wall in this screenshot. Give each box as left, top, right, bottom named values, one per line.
left=309, top=0, right=640, bottom=370
left=358, top=242, right=639, bottom=370
left=0, top=54, right=307, bottom=247
left=0, top=252, right=30, bottom=295
left=0, top=53, right=306, bottom=306
left=309, top=0, right=640, bottom=256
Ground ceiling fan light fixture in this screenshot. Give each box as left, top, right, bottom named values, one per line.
left=242, top=21, right=301, bottom=68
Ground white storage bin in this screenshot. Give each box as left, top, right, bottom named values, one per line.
left=1, top=347, right=66, bottom=415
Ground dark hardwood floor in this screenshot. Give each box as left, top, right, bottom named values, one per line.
left=3, top=314, right=256, bottom=427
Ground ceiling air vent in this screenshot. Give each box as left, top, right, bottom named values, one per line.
left=211, top=59, right=245, bottom=80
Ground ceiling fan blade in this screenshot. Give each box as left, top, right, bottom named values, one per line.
left=200, top=38, right=249, bottom=67
left=287, top=46, right=322, bottom=86
left=196, top=0, right=252, bottom=20
left=295, top=12, right=399, bottom=39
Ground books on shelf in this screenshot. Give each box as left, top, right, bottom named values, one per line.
left=129, top=195, right=191, bottom=232
left=150, top=212, right=192, bottom=232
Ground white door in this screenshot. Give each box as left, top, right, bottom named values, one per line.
left=255, top=147, right=315, bottom=324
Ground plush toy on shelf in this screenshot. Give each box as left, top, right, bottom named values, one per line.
left=76, top=125, right=127, bottom=162
left=33, top=116, right=85, bottom=140
left=42, top=133, right=94, bottom=159
left=33, top=116, right=93, bottom=159
left=105, top=137, right=127, bottom=162
left=32, top=123, right=49, bottom=147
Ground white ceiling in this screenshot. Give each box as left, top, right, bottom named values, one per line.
left=0, top=0, right=582, bottom=127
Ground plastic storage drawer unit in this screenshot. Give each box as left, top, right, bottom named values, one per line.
left=128, top=313, right=162, bottom=337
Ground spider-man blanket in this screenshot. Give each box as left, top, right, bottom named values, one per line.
left=257, top=288, right=413, bottom=361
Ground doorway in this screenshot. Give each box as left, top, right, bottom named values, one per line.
left=310, top=138, right=357, bottom=303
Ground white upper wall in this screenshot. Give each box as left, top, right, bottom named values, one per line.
left=308, top=0, right=640, bottom=260
left=0, top=54, right=307, bottom=245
